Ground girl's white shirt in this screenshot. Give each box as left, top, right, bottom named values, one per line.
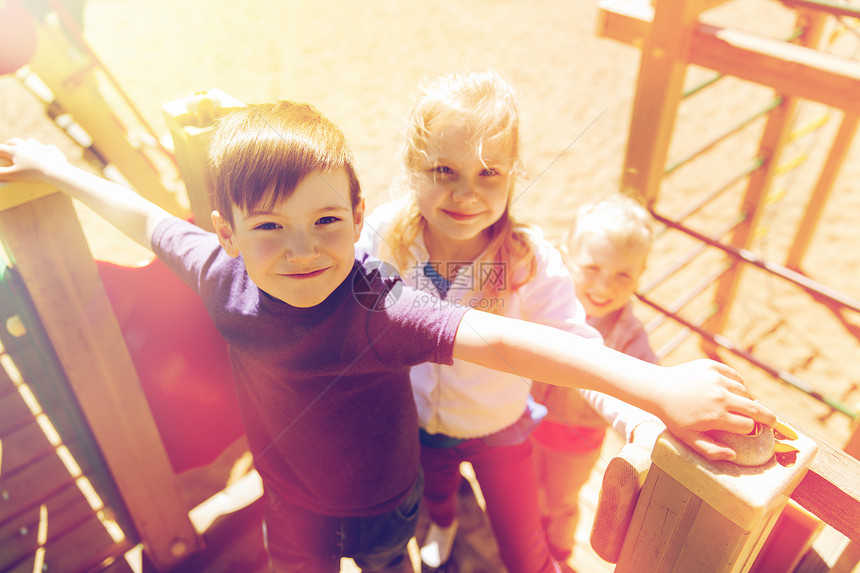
left=358, top=201, right=603, bottom=439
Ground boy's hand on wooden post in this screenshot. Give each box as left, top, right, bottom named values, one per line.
left=1, top=136, right=167, bottom=248
left=652, top=359, right=777, bottom=462
left=0, top=138, right=68, bottom=182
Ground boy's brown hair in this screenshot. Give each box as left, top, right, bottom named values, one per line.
left=207, top=101, right=362, bottom=226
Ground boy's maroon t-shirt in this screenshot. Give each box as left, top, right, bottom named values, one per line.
left=152, top=217, right=468, bottom=516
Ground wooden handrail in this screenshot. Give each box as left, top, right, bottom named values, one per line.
left=788, top=421, right=860, bottom=543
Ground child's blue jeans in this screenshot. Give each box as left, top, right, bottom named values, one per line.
left=264, top=472, right=422, bottom=572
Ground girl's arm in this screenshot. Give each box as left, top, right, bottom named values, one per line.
left=0, top=138, right=172, bottom=248
left=453, top=308, right=776, bottom=461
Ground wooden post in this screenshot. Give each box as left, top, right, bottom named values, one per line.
left=702, top=9, right=827, bottom=338
left=619, top=0, right=708, bottom=205
left=162, top=89, right=245, bottom=232
left=0, top=183, right=202, bottom=570
left=785, top=113, right=859, bottom=270
left=615, top=425, right=817, bottom=573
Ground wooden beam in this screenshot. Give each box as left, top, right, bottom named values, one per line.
left=790, top=428, right=860, bottom=544
left=0, top=181, right=56, bottom=212
left=597, top=0, right=735, bottom=43
left=691, top=24, right=860, bottom=114
left=596, top=0, right=652, bottom=47
left=702, top=96, right=798, bottom=337
left=0, top=186, right=202, bottom=570
left=598, top=6, right=860, bottom=114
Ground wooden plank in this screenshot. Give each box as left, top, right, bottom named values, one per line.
left=703, top=97, right=797, bottom=336
left=0, top=390, right=34, bottom=436
left=0, top=487, right=103, bottom=570
left=672, top=500, right=748, bottom=573
left=0, top=182, right=56, bottom=213
left=596, top=0, right=652, bottom=46
left=790, top=433, right=860, bottom=544
left=597, top=0, right=735, bottom=44
left=703, top=10, right=827, bottom=336
left=0, top=420, right=62, bottom=475
left=0, top=451, right=76, bottom=524
left=750, top=502, right=824, bottom=573
left=616, top=428, right=819, bottom=572
left=0, top=362, right=14, bottom=392
left=616, top=466, right=700, bottom=572
left=830, top=540, right=860, bottom=573
left=0, top=190, right=201, bottom=569
left=843, top=419, right=860, bottom=459
left=597, top=5, right=860, bottom=114
left=690, top=24, right=860, bottom=114
left=3, top=515, right=133, bottom=573
left=739, top=506, right=788, bottom=573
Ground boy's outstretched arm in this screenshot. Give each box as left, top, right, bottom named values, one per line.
left=0, top=138, right=171, bottom=248
left=452, top=309, right=777, bottom=461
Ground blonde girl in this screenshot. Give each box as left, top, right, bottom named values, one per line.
left=359, top=69, right=597, bottom=573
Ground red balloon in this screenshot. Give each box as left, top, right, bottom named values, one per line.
left=0, top=0, right=38, bottom=75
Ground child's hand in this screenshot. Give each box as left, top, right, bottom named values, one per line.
left=0, top=138, right=68, bottom=182
left=652, top=359, right=777, bottom=462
